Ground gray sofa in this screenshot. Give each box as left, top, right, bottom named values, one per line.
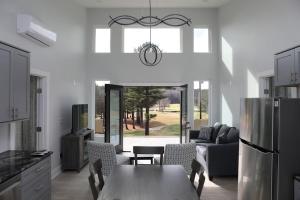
left=190, top=123, right=239, bottom=180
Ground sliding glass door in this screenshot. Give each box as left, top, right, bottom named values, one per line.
left=105, top=84, right=124, bottom=153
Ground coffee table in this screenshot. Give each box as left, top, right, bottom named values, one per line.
left=122, top=152, right=154, bottom=165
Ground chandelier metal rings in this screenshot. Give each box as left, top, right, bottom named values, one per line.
left=108, top=14, right=192, bottom=27
left=138, top=42, right=162, bottom=66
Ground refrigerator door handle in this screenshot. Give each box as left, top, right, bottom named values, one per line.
left=240, top=138, right=276, bottom=154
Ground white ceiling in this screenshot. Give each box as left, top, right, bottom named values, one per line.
left=74, top=0, right=232, bottom=8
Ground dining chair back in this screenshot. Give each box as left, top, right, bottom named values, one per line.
left=89, top=159, right=105, bottom=200
left=87, top=142, right=117, bottom=176
left=164, top=143, right=196, bottom=174
left=88, top=141, right=130, bottom=176
left=133, top=146, right=164, bottom=165
left=190, top=159, right=205, bottom=197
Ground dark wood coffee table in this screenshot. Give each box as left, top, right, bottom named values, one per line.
left=122, top=152, right=154, bottom=165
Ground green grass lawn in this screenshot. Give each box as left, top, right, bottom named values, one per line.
left=124, top=124, right=180, bottom=137
left=163, top=104, right=180, bottom=112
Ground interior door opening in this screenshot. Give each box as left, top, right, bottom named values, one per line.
left=14, top=75, right=46, bottom=151
left=122, top=86, right=185, bottom=151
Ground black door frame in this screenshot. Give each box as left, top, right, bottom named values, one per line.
left=180, top=84, right=188, bottom=144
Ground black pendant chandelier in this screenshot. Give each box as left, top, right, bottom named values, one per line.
left=108, top=0, right=192, bottom=66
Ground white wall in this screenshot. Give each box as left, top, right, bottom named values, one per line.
left=86, top=8, right=220, bottom=128
left=218, top=0, right=300, bottom=127
left=0, top=0, right=87, bottom=174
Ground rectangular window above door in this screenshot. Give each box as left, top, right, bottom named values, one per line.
left=123, top=27, right=182, bottom=53
left=194, top=28, right=210, bottom=53
left=95, top=28, right=111, bottom=53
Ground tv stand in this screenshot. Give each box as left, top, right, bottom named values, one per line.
left=61, top=129, right=94, bottom=172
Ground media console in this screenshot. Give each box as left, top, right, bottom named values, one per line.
left=61, top=129, right=94, bottom=172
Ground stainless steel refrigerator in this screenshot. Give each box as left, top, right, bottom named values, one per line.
left=239, top=98, right=300, bottom=200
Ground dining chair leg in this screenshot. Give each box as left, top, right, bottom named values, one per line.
left=134, top=154, right=137, bottom=165
left=197, top=173, right=205, bottom=197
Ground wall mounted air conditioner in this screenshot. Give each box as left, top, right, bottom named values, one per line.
left=17, top=14, right=57, bottom=47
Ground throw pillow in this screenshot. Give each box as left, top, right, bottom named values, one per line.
left=226, top=127, right=239, bottom=143
left=211, top=124, right=223, bottom=142
left=197, top=127, right=213, bottom=141
left=215, top=125, right=230, bottom=144
left=216, top=132, right=227, bottom=144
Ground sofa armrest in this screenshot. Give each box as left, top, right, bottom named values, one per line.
left=206, top=142, right=239, bottom=177
left=189, top=130, right=200, bottom=140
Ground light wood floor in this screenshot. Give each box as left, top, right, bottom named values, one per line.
left=52, top=165, right=237, bottom=200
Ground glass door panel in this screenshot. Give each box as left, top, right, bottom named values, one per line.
left=95, top=81, right=110, bottom=136
left=109, top=90, right=120, bottom=145
left=180, top=84, right=188, bottom=144
left=105, top=84, right=123, bottom=153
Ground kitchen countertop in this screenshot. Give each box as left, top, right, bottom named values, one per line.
left=0, top=150, right=52, bottom=185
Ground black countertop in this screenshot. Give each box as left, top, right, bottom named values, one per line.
left=0, top=150, right=52, bottom=185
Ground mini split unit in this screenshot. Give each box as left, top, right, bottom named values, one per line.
left=17, top=14, right=57, bottom=47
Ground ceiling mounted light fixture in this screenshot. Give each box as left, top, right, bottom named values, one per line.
left=108, top=0, right=192, bottom=66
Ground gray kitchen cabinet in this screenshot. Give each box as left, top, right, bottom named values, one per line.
left=20, top=156, right=51, bottom=200
left=295, top=47, right=300, bottom=83
left=11, top=49, right=30, bottom=120
left=274, top=49, right=295, bottom=86
left=0, top=41, right=30, bottom=122
left=0, top=43, right=12, bottom=122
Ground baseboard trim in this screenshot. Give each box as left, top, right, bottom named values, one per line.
left=51, top=164, right=62, bottom=180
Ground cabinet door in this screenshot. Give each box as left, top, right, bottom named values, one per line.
left=274, top=49, right=295, bottom=86
left=0, top=43, right=13, bottom=122
left=295, top=47, right=300, bottom=84
left=11, top=49, right=30, bottom=120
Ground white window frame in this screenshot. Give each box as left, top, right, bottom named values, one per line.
left=192, top=80, right=212, bottom=128
left=193, top=26, right=212, bottom=54
left=122, top=26, right=183, bottom=54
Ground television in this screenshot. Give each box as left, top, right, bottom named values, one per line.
left=72, top=104, right=88, bottom=133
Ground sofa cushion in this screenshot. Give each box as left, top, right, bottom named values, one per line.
left=211, top=123, right=223, bottom=142
left=215, top=127, right=239, bottom=144
left=226, top=128, right=239, bottom=143
left=198, top=127, right=213, bottom=141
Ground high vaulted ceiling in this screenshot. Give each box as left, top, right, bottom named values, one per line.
left=74, top=0, right=232, bottom=8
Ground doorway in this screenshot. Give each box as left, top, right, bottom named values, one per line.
left=94, top=83, right=188, bottom=152
left=122, top=86, right=186, bottom=151
left=16, top=74, right=48, bottom=151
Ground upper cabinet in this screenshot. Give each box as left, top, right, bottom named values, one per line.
left=295, top=47, right=300, bottom=83
left=0, top=43, right=13, bottom=122
left=0, top=42, right=30, bottom=123
left=12, top=49, right=30, bottom=120
left=275, top=46, right=300, bottom=86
